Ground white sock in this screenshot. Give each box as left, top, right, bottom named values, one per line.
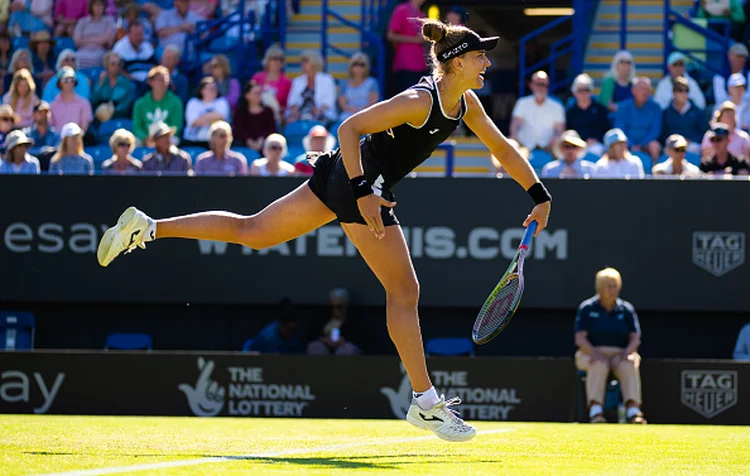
left=626, top=406, right=641, bottom=419
left=413, top=387, right=440, bottom=410
left=589, top=404, right=603, bottom=418
left=144, top=220, right=157, bottom=242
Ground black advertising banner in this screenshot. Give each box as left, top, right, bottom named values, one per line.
left=0, top=351, right=575, bottom=422
left=0, top=176, right=748, bottom=311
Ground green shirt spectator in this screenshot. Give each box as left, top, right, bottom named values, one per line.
left=132, top=66, right=183, bottom=144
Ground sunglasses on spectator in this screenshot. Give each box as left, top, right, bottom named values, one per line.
left=214, top=133, right=227, bottom=138
left=352, top=62, right=366, bottom=67
left=0, top=116, right=11, bottom=122
left=63, top=57, right=75, bottom=62
left=674, top=88, right=688, bottom=93
left=61, top=78, right=75, bottom=83
left=710, top=136, right=727, bottom=142
left=619, top=60, right=632, bottom=65
left=267, top=144, right=283, bottom=150
left=672, top=61, right=685, bottom=67
left=210, top=63, right=220, bottom=68
left=116, top=142, right=130, bottom=148
left=576, top=88, right=591, bottom=93
left=561, top=143, right=580, bottom=149
left=674, top=147, right=687, bottom=153
left=533, top=82, right=549, bottom=88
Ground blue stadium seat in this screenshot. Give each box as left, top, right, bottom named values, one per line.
left=53, top=37, right=76, bottom=57
left=242, top=338, right=254, bottom=352
left=11, top=37, right=29, bottom=51
left=105, top=332, right=152, bottom=351
left=0, top=311, right=35, bottom=351
left=283, top=120, right=323, bottom=143
left=631, top=150, right=652, bottom=174
left=425, top=337, right=474, bottom=357
left=97, top=119, right=134, bottom=143
left=230, top=146, right=260, bottom=162
left=284, top=146, right=305, bottom=164
left=686, top=151, right=701, bottom=167
left=79, top=67, right=104, bottom=86
left=181, top=146, right=208, bottom=165
left=528, top=149, right=553, bottom=171
left=576, top=370, right=623, bottom=422
left=85, top=144, right=113, bottom=171
left=132, top=147, right=154, bottom=161
left=328, top=120, right=344, bottom=136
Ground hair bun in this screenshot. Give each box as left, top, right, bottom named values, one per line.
left=422, top=20, right=447, bottom=43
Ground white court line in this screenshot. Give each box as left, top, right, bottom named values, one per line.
left=36, top=428, right=514, bottom=476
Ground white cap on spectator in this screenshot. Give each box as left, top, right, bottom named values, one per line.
left=60, top=122, right=82, bottom=139
left=729, top=43, right=749, bottom=57
left=665, top=134, right=688, bottom=150
left=667, top=51, right=686, bottom=65
left=604, top=128, right=628, bottom=148
left=728, top=73, right=747, bottom=88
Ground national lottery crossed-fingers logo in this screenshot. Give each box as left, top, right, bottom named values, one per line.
left=178, top=357, right=226, bottom=417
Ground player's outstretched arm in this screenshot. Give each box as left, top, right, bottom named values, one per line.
left=463, top=90, right=551, bottom=234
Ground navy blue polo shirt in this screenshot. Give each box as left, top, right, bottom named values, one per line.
left=574, top=296, right=641, bottom=348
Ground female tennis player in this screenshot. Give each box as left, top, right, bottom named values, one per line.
left=98, top=19, right=552, bottom=441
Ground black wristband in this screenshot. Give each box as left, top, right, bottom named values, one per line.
left=527, top=182, right=551, bottom=205
left=349, top=175, right=373, bottom=199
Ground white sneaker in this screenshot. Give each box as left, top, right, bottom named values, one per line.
left=406, top=395, right=476, bottom=442
left=97, top=206, right=155, bottom=267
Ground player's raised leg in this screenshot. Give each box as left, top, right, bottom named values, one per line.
left=97, top=182, right=336, bottom=267
left=341, top=222, right=475, bottom=442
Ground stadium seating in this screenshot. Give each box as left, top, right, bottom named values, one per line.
left=575, top=370, right=623, bottom=422
left=528, top=149, right=554, bottom=172
left=425, top=337, right=474, bottom=357
left=0, top=311, right=35, bottom=351
left=85, top=144, right=113, bottom=171
left=132, top=147, right=155, bottom=161
left=631, top=151, right=653, bottom=174
left=242, top=338, right=255, bottom=352
left=97, top=119, right=134, bottom=144
left=283, top=120, right=323, bottom=144
left=79, top=67, right=105, bottom=86
left=53, top=36, right=76, bottom=57
left=105, top=333, right=153, bottom=351
left=181, top=146, right=208, bottom=165
left=230, top=146, right=261, bottom=162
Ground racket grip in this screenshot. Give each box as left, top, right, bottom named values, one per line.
left=520, top=221, right=537, bottom=249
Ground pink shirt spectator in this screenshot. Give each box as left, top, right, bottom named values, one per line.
left=387, top=2, right=426, bottom=73
left=55, top=0, right=88, bottom=21
left=701, top=128, right=750, bottom=158
left=193, top=149, right=248, bottom=175
left=50, top=94, right=93, bottom=131
left=252, top=71, right=292, bottom=111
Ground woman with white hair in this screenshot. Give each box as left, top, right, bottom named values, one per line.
left=598, top=50, right=635, bottom=113
left=194, top=121, right=248, bottom=176
left=41, top=49, right=91, bottom=103
left=566, top=73, right=610, bottom=157
left=252, top=44, right=292, bottom=114
left=249, top=133, right=295, bottom=176
left=286, top=49, right=337, bottom=125
left=102, top=128, right=142, bottom=175
left=3, top=48, right=33, bottom=93
left=338, top=52, right=380, bottom=121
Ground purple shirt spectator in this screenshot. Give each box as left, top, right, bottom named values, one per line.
left=54, top=0, right=88, bottom=22
left=194, top=148, right=248, bottom=175
left=50, top=94, right=92, bottom=131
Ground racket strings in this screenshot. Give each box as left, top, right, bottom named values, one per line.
left=474, top=279, right=520, bottom=341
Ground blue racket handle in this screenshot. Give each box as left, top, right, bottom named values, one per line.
left=520, top=221, right=537, bottom=249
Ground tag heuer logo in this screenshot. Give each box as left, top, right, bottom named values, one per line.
left=681, top=370, right=737, bottom=419
left=692, top=232, right=745, bottom=277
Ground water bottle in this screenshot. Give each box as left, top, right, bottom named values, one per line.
left=330, top=328, right=340, bottom=343
left=617, top=403, right=626, bottom=424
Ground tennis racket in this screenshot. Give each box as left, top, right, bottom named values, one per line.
left=472, top=221, right=537, bottom=345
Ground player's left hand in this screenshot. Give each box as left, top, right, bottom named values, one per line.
left=524, top=201, right=550, bottom=236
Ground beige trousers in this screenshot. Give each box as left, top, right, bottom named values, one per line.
left=575, top=346, right=642, bottom=406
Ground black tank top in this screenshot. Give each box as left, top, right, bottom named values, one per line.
left=360, top=76, right=466, bottom=189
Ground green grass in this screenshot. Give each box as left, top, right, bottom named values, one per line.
left=2, top=416, right=750, bottom=475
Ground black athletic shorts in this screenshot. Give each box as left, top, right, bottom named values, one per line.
left=306, top=149, right=399, bottom=227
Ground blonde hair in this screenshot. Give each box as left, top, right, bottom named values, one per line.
left=420, top=19, right=472, bottom=79
left=102, top=51, right=121, bottom=68
left=147, top=65, right=170, bottom=82
left=262, top=44, right=284, bottom=69
left=109, top=128, right=136, bottom=154
left=348, top=51, right=370, bottom=78
left=51, top=135, right=84, bottom=163
left=209, top=120, right=233, bottom=149
left=211, top=54, right=232, bottom=80
left=300, top=49, right=324, bottom=73
left=713, top=101, right=736, bottom=126
left=595, top=267, right=622, bottom=292
left=8, top=69, right=36, bottom=112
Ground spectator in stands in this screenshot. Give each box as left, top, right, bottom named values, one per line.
left=734, top=321, right=750, bottom=360
left=155, top=0, right=201, bottom=55
left=133, top=66, right=184, bottom=145
left=24, top=100, right=57, bottom=170
left=338, top=52, right=380, bottom=122
left=0, top=104, right=18, bottom=149
left=701, top=101, right=750, bottom=158
left=54, top=0, right=88, bottom=37
left=661, top=76, right=705, bottom=154
left=194, top=120, right=248, bottom=175
left=3, top=69, right=39, bottom=128
left=0, top=32, right=12, bottom=81
left=29, top=31, right=55, bottom=87
left=654, top=52, right=706, bottom=110
left=73, top=0, right=117, bottom=69
left=252, top=45, right=291, bottom=118
left=294, top=124, right=336, bottom=175
left=49, top=67, right=93, bottom=133
left=233, top=81, right=276, bottom=152
left=713, top=43, right=749, bottom=105
left=91, top=52, right=136, bottom=122
left=510, top=71, right=565, bottom=154
left=652, top=134, right=702, bottom=177
left=593, top=128, right=645, bottom=178
left=117, top=3, right=154, bottom=45
left=307, top=287, right=362, bottom=356
left=724, top=73, right=750, bottom=131
left=565, top=73, right=610, bottom=157
left=696, top=0, right=746, bottom=41
left=0, top=129, right=39, bottom=174
left=183, top=76, right=230, bottom=147
left=574, top=267, right=646, bottom=424
left=444, top=5, right=466, bottom=26
left=386, top=0, right=427, bottom=97
left=159, top=45, right=189, bottom=103
left=286, top=49, right=337, bottom=125
left=48, top=122, right=94, bottom=175
left=700, top=122, right=750, bottom=175
left=4, top=48, right=32, bottom=93
left=247, top=299, right=303, bottom=354
left=113, top=22, right=156, bottom=83
left=42, top=50, right=92, bottom=102
left=540, top=129, right=595, bottom=178
left=101, top=128, right=142, bottom=174
left=249, top=132, right=295, bottom=176
left=190, top=0, right=217, bottom=19
left=208, top=54, right=241, bottom=111
left=141, top=121, right=192, bottom=174
left=615, top=76, right=662, bottom=165
left=598, top=50, right=635, bottom=113
left=9, top=0, right=53, bottom=35
left=30, top=0, right=54, bottom=30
